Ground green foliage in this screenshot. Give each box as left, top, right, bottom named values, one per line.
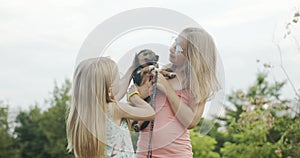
left=190, top=126, right=220, bottom=158
left=221, top=141, right=276, bottom=158
left=198, top=119, right=228, bottom=154
left=0, top=102, right=19, bottom=158
left=130, top=131, right=139, bottom=152
left=39, top=80, right=72, bottom=157
left=272, top=115, right=300, bottom=157
left=15, top=106, right=49, bottom=158
left=217, top=72, right=300, bottom=158
left=14, top=80, right=74, bottom=158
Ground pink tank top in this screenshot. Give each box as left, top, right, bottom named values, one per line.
left=136, top=89, right=193, bottom=158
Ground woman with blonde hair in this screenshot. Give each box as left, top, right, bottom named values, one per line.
left=66, top=57, right=155, bottom=158
left=136, top=27, right=221, bottom=157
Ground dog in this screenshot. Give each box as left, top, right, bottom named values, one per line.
left=131, top=49, right=176, bottom=132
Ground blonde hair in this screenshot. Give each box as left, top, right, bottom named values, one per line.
left=181, top=27, right=220, bottom=105
left=66, top=57, right=118, bottom=158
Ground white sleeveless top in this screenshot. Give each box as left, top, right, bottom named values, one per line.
left=106, top=114, right=135, bottom=157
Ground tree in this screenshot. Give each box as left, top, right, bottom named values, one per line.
left=218, top=72, right=300, bottom=157
left=0, top=102, right=19, bottom=158
left=14, top=80, right=74, bottom=158
left=190, top=125, right=220, bottom=158
left=14, top=106, right=48, bottom=158
left=39, top=80, right=73, bottom=158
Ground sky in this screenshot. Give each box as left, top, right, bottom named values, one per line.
left=1, top=0, right=300, bottom=115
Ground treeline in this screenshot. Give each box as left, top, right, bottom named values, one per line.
left=189, top=73, right=300, bottom=158
left=0, top=73, right=299, bottom=158
left=0, top=80, right=74, bottom=158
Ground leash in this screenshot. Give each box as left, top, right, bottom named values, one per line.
left=147, top=70, right=158, bottom=158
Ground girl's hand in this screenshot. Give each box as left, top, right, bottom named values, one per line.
left=128, top=84, right=138, bottom=94
left=127, top=84, right=141, bottom=102
left=136, top=79, right=154, bottom=99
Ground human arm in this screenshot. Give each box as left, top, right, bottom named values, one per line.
left=114, top=64, right=134, bottom=101
left=117, top=85, right=155, bottom=121
left=156, top=73, right=205, bottom=129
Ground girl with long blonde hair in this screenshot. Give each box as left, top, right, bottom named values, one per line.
left=66, top=57, right=155, bottom=158
left=136, top=27, right=221, bottom=157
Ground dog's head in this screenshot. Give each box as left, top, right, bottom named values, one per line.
left=132, top=49, right=159, bottom=86
left=134, top=49, right=159, bottom=68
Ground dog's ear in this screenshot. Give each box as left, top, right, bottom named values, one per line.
left=134, top=53, right=141, bottom=67
left=155, top=55, right=159, bottom=62
left=132, top=67, right=143, bottom=86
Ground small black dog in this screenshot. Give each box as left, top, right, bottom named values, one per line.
left=131, top=49, right=176, bottom=132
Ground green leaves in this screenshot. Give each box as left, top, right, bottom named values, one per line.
left=190, top=126, right=220, bottom=158
left=218, top=72, right=300, bottom=157
left=13, top=80, right=74, bottom=158
left=0, top=103, right=19, bottom=158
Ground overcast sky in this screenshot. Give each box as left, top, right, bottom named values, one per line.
left=1, top=0, right=300, bottom=113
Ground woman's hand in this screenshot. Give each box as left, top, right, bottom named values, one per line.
left=156, top=72, right=172, bottom=94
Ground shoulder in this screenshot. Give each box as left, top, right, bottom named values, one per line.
left=108, top=102, right=125, bottom=119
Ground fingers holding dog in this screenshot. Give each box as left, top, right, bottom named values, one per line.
left=128, top=84, right=138, bottom=94
left=156, top=73, right=171, bottom=94
left=136, top=80, right=153, bottom=99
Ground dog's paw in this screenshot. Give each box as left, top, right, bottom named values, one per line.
left=137, top=65, right=156, bottom=75
left=131, top=120, right=141, bottom=132
left=133, top=124, right=140, bottom=132
left=148, top=65, right=156, bottom=71
left=159, top=70, right=176, bottom=79
left=169, top=73, right=176, bottom=78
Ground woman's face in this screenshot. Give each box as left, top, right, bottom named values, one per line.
left=169, top=35, right=187, bottom=66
